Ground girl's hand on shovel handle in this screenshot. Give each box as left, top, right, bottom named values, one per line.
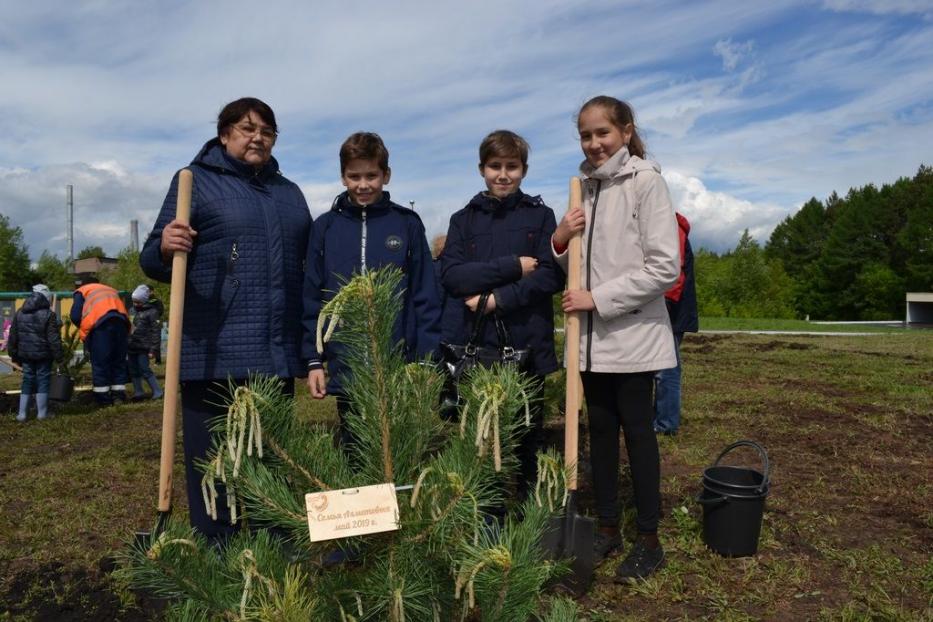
left=160, top=220, right=197, bottom=262
left=553, top=206, right=585, bottom=247
left=562, top=289, right=595, bottom=312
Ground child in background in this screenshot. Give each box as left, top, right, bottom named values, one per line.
left=146, top=285, right=164, bottom=364
left=441, top=129, right=564, bottom=501
left=302, top=132, right=441, bottom=439
left=552, top=96, right=680, bottom=580
left=7, top=284, right=63, bottom=421
left=127, top=284, right=164, bottom=401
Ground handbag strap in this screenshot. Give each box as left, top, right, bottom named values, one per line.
left=493, top=315, right=513, bottom=348
left=468, top=294, right=519, bottom=351
left=466, top=293, right=491, bottom=346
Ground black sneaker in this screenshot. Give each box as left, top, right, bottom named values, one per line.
left=614, top=539, right=664, bottom=581
left=593, top=528, right=623, bottom=562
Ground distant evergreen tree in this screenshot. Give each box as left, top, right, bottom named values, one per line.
left=35, top=251, right=74, bottom=291
left=766, top=165, right=931, bottom=319
left=0, top=214, right=31, bottom=290
left=694, top=248, right=728, bottom=317
left=77, top=245, right=106, bottom=260
left=766, top=197, right=828, bottom=278
left=696, top=232, right=795, bottom=319
left=895, top=166, right=933, bottom=292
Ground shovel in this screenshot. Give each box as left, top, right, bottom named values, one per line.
left=135, top=168, right=193, bottom=546
left=543, top=177, right=595, bottom=595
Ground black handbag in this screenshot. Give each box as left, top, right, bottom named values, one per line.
left=440, top=293, right=531, bottom=393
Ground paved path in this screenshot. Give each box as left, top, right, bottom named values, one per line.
left=699, top=330, right=884, bottom=336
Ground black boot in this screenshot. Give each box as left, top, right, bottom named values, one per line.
left=614, top=534, right=664, bottom=582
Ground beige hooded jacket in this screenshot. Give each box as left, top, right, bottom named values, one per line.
left=554, top=146, right=680, bottom=373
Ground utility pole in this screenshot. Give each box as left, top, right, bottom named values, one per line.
left=66, top=185, right=74, bottom=265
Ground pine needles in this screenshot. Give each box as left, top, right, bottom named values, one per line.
left=118, top=267, right=572, bottom=620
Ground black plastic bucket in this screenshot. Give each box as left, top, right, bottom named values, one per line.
left=697, top=440, right=769, bottom=557
left=49, top=373, right=74, bottom=402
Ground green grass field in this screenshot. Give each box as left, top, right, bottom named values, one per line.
left=1, top=330, right=931, bottom=620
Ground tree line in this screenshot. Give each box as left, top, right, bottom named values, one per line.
left=0, top=219, right=165, bottom=303
left=697, top=165, right=932, bottom=320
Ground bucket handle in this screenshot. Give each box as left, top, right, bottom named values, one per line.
left=712, top=440, right=770, bottom=492
left=695, top=493, right=729, bottom=506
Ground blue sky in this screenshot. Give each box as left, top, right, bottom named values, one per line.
left=1, top=0, right=931, bottom=257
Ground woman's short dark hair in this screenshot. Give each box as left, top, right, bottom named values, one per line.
left=216, top=97, right=277, bottom=137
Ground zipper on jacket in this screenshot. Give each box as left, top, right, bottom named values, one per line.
left=360, top=210, right=368, bottom=274
left=584, top=180, right=602, bottom=372
left=227, top=242, right=240, bottom=287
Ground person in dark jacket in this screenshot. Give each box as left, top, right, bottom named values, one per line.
left=441, top=130, right=564, bottom=501
left=71, top=278, right=131, bottom=405
left=127, top=284, right=163, bottom=401
left=146, top=285, right=164, bottom=364
left=140, top=97, right=312, bottom=540
left=8, top=284, right=63, bottom=421
left=653, top=212, right=699, bottom=435
left=302, top=132, right=441, bottom=445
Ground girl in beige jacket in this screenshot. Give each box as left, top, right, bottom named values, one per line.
left=552, top=96, right=680, bottom=582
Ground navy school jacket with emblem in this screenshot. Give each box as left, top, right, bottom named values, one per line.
left=441, top=191, right=564, bottom=376
left=139, top=138, right=312, bottom=382
left=301, top=191, right=442, bottom=394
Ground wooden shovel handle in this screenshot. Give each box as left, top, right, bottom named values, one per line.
left=157, top=169, right=192, bottom=513
left=564, top=177, right=583, bottom=491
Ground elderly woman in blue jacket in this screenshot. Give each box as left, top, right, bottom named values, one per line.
left=140, top=97, right=312, bottom=541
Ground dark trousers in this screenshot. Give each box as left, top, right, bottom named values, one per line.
left=581, top=371, right=660, bottom=534
left=86, top=317, right=129, bottom=403
left=515, top=374, right=546, bottom=502
left=181, top=378, right=295, bottom=539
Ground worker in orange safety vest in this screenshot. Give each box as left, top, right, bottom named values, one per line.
left=70, top=277, right=131, bottom=405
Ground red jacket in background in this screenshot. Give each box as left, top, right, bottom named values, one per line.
left=665, top=212, right=691, bottom=303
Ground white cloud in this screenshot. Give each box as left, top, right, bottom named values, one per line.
left=713, top=39, right=755, bottom=72
left=663, top=171, right=787, bottom=251
left=822, top=0, right=933, bottom=16
left=299, top=182, right=345, bottom=218
left=0, top=164, right=165, bottom=258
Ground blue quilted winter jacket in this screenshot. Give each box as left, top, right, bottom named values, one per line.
left=301, top=191, right=441, bottom=394
left=140, top=138, right=312, bottom=382
left=441, top=191, right=564, bottom=376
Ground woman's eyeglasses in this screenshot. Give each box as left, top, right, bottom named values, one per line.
left=232, top=123, right=277, bottom=141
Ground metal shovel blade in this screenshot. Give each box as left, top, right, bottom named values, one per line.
left=542, top=491, right=595, bottom=596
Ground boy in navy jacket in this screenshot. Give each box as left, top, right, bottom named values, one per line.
left=302, top=133, right=441, bottom=436
left=441, top=130, right=564, bottom=500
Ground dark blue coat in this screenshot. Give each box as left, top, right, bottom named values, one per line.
left=667, top=237, right=699, bottom=334
left=140, top=138, right=312, bottom=382
left=435, top=257, right=464, bottom=343
left=7, top=293, right=62, bottom=364
left=128, top=302, right=162, bottom=354
left=441, top=191, right=563, bottom=376
left=301, top=191, right=441, bottom=393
